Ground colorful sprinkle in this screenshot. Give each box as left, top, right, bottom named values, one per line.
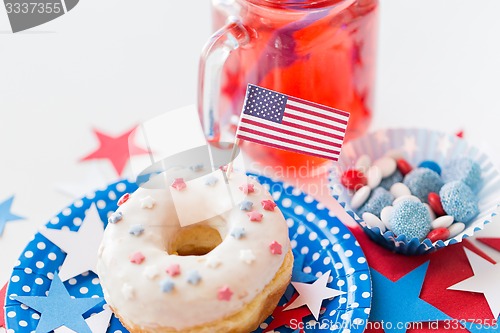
left=247, top=211, right=263, bottom=222
left=269, top=241, right=282, bottom=255
left=261, top=200, right=277, bottom=211
left=239, top=183, right=255, bottom=194
left=122, top=283, right=135, bottom=300
left=230, top=227, right=246, bottom=239
left=239, top=200, right=253, bottom=211
left=108, top=211, right=123, bottom=224
left=186, top=270, right=201, bottom=285
left=166, top=264, right=181, bottom=277
left=140, top=196, right=155, bottom=209
left=129, top=252, right=145, bottom=265
left=218, top=286, right=233, bottom=301
left=205, top=176, right=219, bottom=187
left=190, top=163, right=204, bottom=172
left=143, top=266, right=160, bottom=280
left=129, top=224, right=144, bottom=236
left=117, top=193, right=130, bottom=206
left=239, top=249, right=256, bottom=264
left=171, top=178, right=187, bottom=191
left=205, top=256, right=222, bottom=269
left=160, top=278, right=175, bottom=293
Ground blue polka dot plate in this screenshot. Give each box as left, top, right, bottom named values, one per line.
left=5, top=175, right=371, bottom=333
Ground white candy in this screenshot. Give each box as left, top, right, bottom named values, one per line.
left=393, top=195, right=421, bottom=206
left=373, top=157, right=397, bottom=178
left=366, top=166, right=382, bottom=189
left=431, top=215, right=454, bottom=230
left=380, top=206, right=394, bottom=230
left=424, top=203, right=436, bottom=221
left=448, top=222, right=466, bottom=238
left=362, top=212, right=386, bottom=233
left=351, top=185, right=371, bottom=210
left=356, top=154, right=372, bottom=172
left=390, top=182, right=411, bottom=198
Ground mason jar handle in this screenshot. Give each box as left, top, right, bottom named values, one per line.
left=198, top=18, right=251, bottom=142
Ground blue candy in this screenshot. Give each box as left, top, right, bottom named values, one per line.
left=418, top=160, right=442, bottom=175
left=357, top=187, right=394, bottom=218
left=403, top=168, right=444, bottom=203
left=442, top=157, right=482, bottom=191
left=440, top=181, right=479, bottom=223
left=379, top=170, right=404, bottom=191
left=389, top=200, right=432, bottom=241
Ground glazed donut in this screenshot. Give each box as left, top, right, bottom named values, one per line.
left=96, top=167, right=292, bottom=333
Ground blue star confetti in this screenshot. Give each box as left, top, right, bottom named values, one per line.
left=11, top=273, right=103, bottom=333
left=0, top=195, right=25, bottom=236
left=240, top=200, right=254, bottom=211
left=369, top=262, right=451, bottom=333
left=129, top=224, right=145, bottom=236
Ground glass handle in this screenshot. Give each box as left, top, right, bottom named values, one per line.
left=198, top=18, right=250, bottom=142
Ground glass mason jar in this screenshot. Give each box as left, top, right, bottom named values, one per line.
left=199, top=0, right=378, bottom=169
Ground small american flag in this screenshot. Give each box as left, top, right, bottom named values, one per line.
left=235, top=84, right=350, bottom=161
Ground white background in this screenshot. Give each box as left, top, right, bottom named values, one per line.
left=0, top=0, right=500, bottom=285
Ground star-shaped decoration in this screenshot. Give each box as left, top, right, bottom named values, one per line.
left=171, top=178, right=187, bottom=191
left=140, top=196, right=155, bottom=209
left=230, top=227, right=246, bottom=239
left=205, top=255, right=222, bottom=269
left=160, top=278, right=175, bottom=293
left=448, top=249, right=500, bottom=318
left=402, top=136, right=418, bottom=158
left=107, top=211, right=123, bottom=224
left=117, top=193, right=130, bottom=206
left=239, top=200, right=253, bottom=211
left=190, top=163, right=204, bottom=172
left=477, top=238, right=500, bottom=253
left=438, top=134, right=452, bottom=157
left=0, top=195, right=25, bottom=236
left=269, top=241, right=282, bottom=255
left=261, top=199, right=277, bottom=211
left=218, top=286, right=233, bottom=301
left=375, top=129, right=389, bottom=145
left=264, top=294, right=312, bottom=333
left=12, top=274, right=103, bottom=333
left=129, top=224, right=144, bottom=236
left=205, top=176, right=219, bottom=187
left=143, top=265, right=160, bottom=280
left=54, top=305, right=113, bottom=333
left=122, top=283, right=135, bottom=300
left=239, top=183, right=255, bottom=194
left=80, top=127, right=149, bottom=176
left=284, top=270, right=345, bottom=320
left=247, top=211, right=263, bottom=222
left=129, top=251, right=145, bottom=264
left=240, top=249, right=256, bottom=264
left=166, top=264, right=181, bottom=277
left=370, top=262, right=451, bottom=333
left=39, top=204, right=103, bottom=281
left=187, top=270, right=201, bottom=285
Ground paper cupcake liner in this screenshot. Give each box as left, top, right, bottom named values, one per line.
left=329, top=128, right=500, bottom=255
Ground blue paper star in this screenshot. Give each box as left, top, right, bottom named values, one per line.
left=0, top=195, right=25, bottom=236
left=285, top=252, right=317, bottom=300
left=369, top=262, right=451, bottom=333
left=12, top=274, right=103, bottom=333
left=239, top=200, right=253, bottom=211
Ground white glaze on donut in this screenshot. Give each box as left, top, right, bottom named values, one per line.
left=97, top=168, right=290, bottom=330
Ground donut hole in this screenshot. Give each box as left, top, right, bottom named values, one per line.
left=169, top=224, right=223, bottom=256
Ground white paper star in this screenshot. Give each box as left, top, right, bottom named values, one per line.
left=448, top=248, right=500, bottom=318
left=438, top=134, right=452, bottom=157
left=375, top=129, right=389, bottom=145
left=140, top=196, right=155, bottom=209
left=284, top=270, right=346, bottom=320
left=54, top=305, right=113, bottom=333
left=39, top=204, right=104, bottom=281
left=239, top=249, right=256, bottom=264
left=402, top=136, right=418, bottom=158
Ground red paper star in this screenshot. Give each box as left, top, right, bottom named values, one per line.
left=80, top=127, right=149, bottom=176
left=264, top=294, right=312, bottom=332
left=171, top=178, right=187, bottom=191
left=0, top=283, right=6, bottom=328
left=129, top=252, right=145, bottom=264
left=247, top=211, right=263, bottom=222
left=477, top=238, right=500, bottom=252
left=269, top=241, right=282, bottom=255
left=217, top=286, right=233, bottom=301
left=166, top=264, right=181, bottom=277
left=239, top=184, right=255, bottom=194
left=261, top=200, right=277, bottom=211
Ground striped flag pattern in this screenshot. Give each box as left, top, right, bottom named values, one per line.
left=235, top=84, right=350, bottom=160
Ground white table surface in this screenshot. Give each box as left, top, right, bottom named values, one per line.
left=1, top=0, right=500, bottom=286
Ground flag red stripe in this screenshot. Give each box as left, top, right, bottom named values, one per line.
left=286, top=104, right=349, bottom=126
left=240, top=118, right=343, bottom=149
left=284, top=112, right=347, bottom=134
left=287, top=96, right=350, bottom=117
left=281, top=120, right=345, bottom=141
left=236, top=134, right=338, bottom=161
left=237, top=127, right=341, bottom=156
